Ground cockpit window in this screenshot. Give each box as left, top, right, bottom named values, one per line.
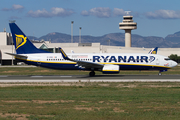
left=164, top=58, right=171, bottom=61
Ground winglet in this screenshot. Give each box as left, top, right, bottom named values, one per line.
left=148, top=47, right=158, bottom=54
left=59, top=48, right=70, bottom=60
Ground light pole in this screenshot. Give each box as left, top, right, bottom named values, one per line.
left=11, top=40, right=14, bottom=65
left=107, top=39, right=110, bottom=46
left=71, top=21, right=74, bottom=43
left=79, top=27, right=82, bottom=43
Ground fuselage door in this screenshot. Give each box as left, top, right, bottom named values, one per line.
left=156, top=56, right=160, bottom=65
left=37, top=59, right=41, bottom=66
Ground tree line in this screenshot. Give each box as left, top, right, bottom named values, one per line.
left=169, top=54, right=180, bottom=63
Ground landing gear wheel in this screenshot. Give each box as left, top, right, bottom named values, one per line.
left=158, top=72, right=162, bottom=76
left=89, top=71, right=95, bottom=77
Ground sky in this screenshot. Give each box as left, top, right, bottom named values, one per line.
left=1, top=0, right=180, bottom=38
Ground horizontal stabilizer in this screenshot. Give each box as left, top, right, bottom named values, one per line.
left=5, top=52, right=27, bottom=59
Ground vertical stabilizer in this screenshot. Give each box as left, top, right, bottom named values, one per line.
left=9, top=22, right=49, bottom=54
left=148, top=47, right=158, bottom=54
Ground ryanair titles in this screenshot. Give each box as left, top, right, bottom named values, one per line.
left=93, top=56, right=155, bottom=63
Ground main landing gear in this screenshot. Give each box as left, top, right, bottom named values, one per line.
left=89, top=71, right=95, bottom=77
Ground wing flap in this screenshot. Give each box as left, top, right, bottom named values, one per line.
left=76, top=61, right=103, bottom=69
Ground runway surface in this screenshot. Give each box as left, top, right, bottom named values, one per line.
left=0, top=75, right=180, bottom=82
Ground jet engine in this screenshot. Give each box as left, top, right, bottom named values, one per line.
left=102, top=64, right=120, bottom=74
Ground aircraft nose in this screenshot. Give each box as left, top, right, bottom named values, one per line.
left=172, top=61, right=178, bottom=67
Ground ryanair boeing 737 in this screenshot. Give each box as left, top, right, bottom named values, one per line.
left=6, top=22, right=177, bottom=76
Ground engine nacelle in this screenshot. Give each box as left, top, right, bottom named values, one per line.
left=102, top=64, right=120, bottom=74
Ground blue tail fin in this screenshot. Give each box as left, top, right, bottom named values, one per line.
left=9, top=22, right=49, bottom=54
left=148, top=47, right=158, bottom=54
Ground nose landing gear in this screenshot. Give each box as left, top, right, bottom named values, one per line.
left=158, top=72, right=162, bottom=76
left=158, top=69, right=167, bottom=76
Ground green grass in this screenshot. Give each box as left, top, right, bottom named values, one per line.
left=0, top=65, right=179, bottom=75
left=1, top=83, right=180, bottom=119
left=0, top=66, right=179, bottom=119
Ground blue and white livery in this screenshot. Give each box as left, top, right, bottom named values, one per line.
left=6, top=23, right=177, bottom=76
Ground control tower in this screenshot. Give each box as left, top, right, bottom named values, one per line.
left=119, top=11, right=137, bottom=47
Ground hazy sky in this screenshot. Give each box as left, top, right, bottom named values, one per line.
left=1, top=0, right=180, bottom=38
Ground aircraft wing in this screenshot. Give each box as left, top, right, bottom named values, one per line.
left=75, top=60, right=103, bottom=69
left=5, top=52, right=28, bottom=59
left=59, top=48, right=103, bottom=69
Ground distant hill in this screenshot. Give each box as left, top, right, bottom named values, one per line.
left=165, top=31, right=180, bottom=47
left=28, top=31, right=180, bottom=48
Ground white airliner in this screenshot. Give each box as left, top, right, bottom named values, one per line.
left=6, top=22, right=177, bottom=76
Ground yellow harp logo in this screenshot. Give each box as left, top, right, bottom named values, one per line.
left=15, top=34, right=27, bottom=50
left=152, top=51, right=156, bottom=54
